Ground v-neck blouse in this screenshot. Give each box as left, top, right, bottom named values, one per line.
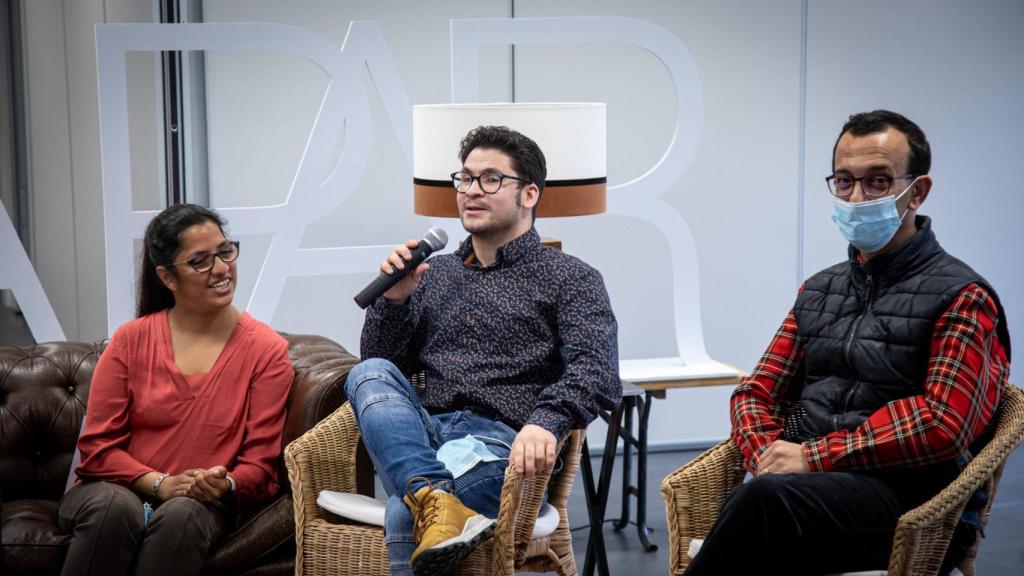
left=75, top=310, right=293, bottom=510
left=157, top=309, right=242, bottom=397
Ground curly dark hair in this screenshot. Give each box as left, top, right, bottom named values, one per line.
left=459, top=125, right=547, bottom=219
left=833, top=110, right=931, bottom=176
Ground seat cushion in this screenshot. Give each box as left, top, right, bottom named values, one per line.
left=316, top=490, right=561, bottom=538
left=317, top=491, right=387, bottom=526
left=1, top=499, right=69, bottom=575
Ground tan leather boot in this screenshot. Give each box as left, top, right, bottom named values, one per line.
left=404, top=477, right=496, bottom=575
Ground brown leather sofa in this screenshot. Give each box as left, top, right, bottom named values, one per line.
left=0, top=333, right=363, bottom=576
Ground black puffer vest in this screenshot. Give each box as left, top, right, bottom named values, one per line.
left=790, top=216, right=1010, bottom=440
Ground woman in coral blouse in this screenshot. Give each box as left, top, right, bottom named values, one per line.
left=58, top=204, right=294, bottom=576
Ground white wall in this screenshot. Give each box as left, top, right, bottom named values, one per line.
left=20, top=0, right=161, bottom=340
left=18, top=0, right=1024, bottom=448
left=802, top=0, right=1024, bottom=363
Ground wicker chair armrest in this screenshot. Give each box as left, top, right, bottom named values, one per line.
left=888, top=385, right=1024, bottom=576
left=661, top=439, right=746, bottom=575
left=487, top=429, right=584, bottom=575
left=545, top=430, right=585, bottom=509
left=489, top=463, right=528, bottom=574
left=285, top=402, right=362, bottom=547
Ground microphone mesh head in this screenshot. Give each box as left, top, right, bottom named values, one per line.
left=423, top=227, right=448, bottom=251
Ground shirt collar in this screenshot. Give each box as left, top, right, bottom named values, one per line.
left=456, top=227, right=541, bottom=268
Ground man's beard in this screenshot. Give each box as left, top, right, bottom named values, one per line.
left=461, top=188, right=523, bottom=237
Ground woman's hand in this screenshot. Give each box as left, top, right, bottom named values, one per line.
left=156, top=473, right=197, bottom=500
left=133, top=471, right=194, bottom=501
left=186, top=466, right=233, bottom=502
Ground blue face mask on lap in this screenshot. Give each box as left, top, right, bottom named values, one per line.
left=436, top=435, right=506, bottom=479
left=831, top=178, right=917, bottom=253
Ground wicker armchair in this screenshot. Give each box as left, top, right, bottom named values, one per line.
left=285, top=402, right=584, bottom=575
left=660, top=384, right=1024, bottom=576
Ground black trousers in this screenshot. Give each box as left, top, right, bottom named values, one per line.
left=684, top=464, right=959, bottom=576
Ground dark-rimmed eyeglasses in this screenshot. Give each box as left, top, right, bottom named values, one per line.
left=826, top=174, right=917, bottom=198
left=165, top=241, right=240, bottom=273
left=451, top=171, right=531, bottom=194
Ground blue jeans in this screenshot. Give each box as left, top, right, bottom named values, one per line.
left=345, top=359, right=514, bottom=576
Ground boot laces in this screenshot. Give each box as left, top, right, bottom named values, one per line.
left=405, top=476, right=441, bottom=541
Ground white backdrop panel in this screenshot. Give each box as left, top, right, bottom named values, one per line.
left=198, top=0, right=803, bottom=447
left=803, top=0, right=1024, bottom=370
left=514, top=0, right=803, bottom=445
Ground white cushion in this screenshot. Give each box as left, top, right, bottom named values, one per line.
left=532, top=503, right=560, bottom=538
left=687, top=538, right=705, bottom=559
left=317, top=491, right=386, bottom=526
left=317, top=490, right=560, bottom=539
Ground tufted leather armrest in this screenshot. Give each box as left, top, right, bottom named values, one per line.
left=0, top=342, right=106, bottom=502
left=280, top=334, right=359, bottom=446
left=277, top=333, right=360, bottom=493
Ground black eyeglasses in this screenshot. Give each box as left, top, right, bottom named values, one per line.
left=826, top=174, right=917, bottom=198
left=165, top=241, right=240, bottom=273
left=451, top=171, right=531, bottom=194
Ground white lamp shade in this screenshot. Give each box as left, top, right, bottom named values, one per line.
left=413, top=103, right=606, bottom=217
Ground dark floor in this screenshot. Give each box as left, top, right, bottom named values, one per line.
left=563, top=448, right=1024, bottom=575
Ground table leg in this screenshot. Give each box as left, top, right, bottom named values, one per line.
left=614, top=395, right=635, bottom=531
left=580, top=441, right=607, bottom=576
left=635, top=392, right=658, bottom=551
left=582, top=402, right=624, bottom=576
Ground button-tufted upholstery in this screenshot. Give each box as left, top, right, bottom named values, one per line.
left=0, top=333, right=362, bottom=576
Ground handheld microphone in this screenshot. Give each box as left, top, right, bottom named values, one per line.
left=354, top=227, right=448, bottom=309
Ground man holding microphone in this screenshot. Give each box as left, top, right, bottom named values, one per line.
left=345, top=125, right=621, bottom=576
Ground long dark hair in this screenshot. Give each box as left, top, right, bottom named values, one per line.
left=137, top=203, right=227, bottom=318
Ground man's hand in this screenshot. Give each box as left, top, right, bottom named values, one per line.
left=756, top=440, right=810, bottom=475
left=510, top=424, right=558, bottom=480
left=382, top=240, right=430, bottom=303
left=186, top=466, right=232, bottom=503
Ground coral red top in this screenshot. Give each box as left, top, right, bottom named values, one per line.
left=76, top=310, right=293, bottom=510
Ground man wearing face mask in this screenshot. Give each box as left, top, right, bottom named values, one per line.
left=685, top=110, right=1011, bottom=575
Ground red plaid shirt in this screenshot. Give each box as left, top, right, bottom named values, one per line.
left=731, top=283, right=1010, bottom=473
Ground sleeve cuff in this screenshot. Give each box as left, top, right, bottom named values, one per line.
left=376, top=299, right=411, bottom=322
left=526, top=410, right=569, bottom=441
left=803, top=440, right=832, bottom=472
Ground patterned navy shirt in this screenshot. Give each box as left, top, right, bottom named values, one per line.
left=361, top=227, right=621, bottom=439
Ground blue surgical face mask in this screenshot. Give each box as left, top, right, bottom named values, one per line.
left=436, top=435, right=507, bottom=478
left=831, top=178, right=917, bottom=253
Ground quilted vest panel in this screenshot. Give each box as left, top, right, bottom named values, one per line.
left=792, top=217, right=1009, bottom=438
